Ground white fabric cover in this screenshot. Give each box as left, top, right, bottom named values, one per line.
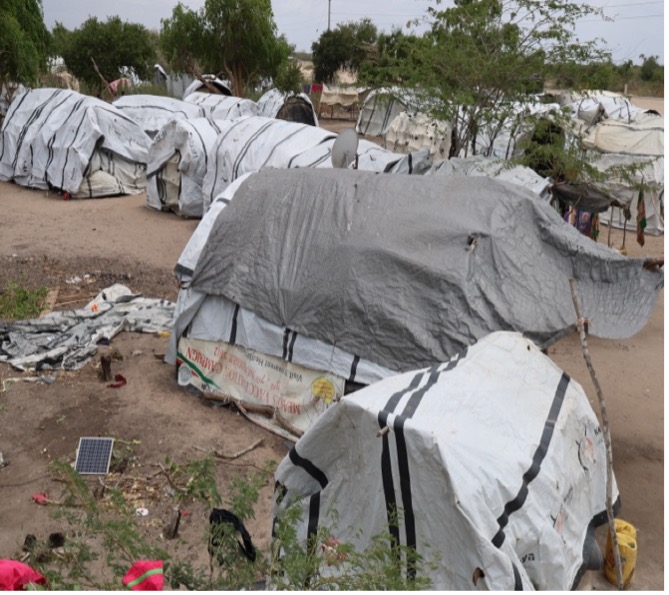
left=384, top=111, right=451, bottom=161
left=273, top=331, right=618, bottom=590
left=0, top=88, right=150, bottom=196
left=183, top=93, right=259, bottom=119
left=319, top=84, right=359, bottom=107
left=112, top=94, right=205, bottom=136
left=592, top=153, right=664, bottom=235
left=579, top=112, right=664, bottom=156
left=146, top=117, right=225, bottom=217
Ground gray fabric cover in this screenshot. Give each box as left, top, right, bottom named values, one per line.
left=190, top=168, right=663, bottom=373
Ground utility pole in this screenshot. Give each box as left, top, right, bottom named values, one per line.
left=328, top=0, right=331, bottom=30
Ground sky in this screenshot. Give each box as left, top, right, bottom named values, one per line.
left=42, top=0, right=665, bottom=65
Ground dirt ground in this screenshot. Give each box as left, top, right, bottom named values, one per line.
left=0, top=108, right=664, bottom=590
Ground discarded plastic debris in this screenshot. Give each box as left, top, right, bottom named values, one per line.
left=31, top=493, right=49, bottom=506
left=0, top=452, right=6, bottom=469
left=0, top=559, right=48, bottom=590
left=107, top=374, right=127, bottom=389
left=135, top=508, right=149, bottom=517
left=605, top=519, right=638, bottom=589
left=209, top=508, right=256, bottom=563
left=122, top=560, right=164, bottom=591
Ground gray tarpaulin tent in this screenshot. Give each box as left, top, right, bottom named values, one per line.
left=169, top=168, right=662, bottom=437
left=0, top=88, right=151, bottom=197
left=272, top=331, right=618, bottom=590
left=189, top=168, right=661, bottom=368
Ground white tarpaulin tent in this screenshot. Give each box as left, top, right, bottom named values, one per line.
left=182, top=76, right=232, bottom=98
left=0, top=88, right=151, bottom=197
left=200, top=117, right=427, bottom=210
left=168, top=168, right=662, bottom=439
left=183, top=93, right=259, bottom=120
left=146, top=117, right=226, bottom=218
left=579, top=112, right=664, bottom=157
left=356, top=87, right=419, bottom=137
left=565, top=93, right=648, bottom=125
left=272, top=331, right=618, bottom=590
left=112, top=94, right=205, bottom=137
left=426, top=155, right=552, bottom=200
left=257, top=88, right=319, bottom=126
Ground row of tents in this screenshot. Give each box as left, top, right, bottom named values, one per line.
left=1, top=85, right=661, bottom=233
left=0, top=84, right=664, bottom=590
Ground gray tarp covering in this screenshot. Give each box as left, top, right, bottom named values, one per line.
left=190, top=168, right=662, bottom=373
left=0, top=285, right=174, bottom=371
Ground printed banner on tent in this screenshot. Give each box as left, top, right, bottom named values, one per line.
left=177, top=338, right=344, bottom=436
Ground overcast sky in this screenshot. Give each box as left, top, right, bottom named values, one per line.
left=42, top=0, right=664, bottom=65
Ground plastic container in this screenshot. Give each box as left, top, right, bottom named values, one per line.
left=604, top=519, right=637, bottom=589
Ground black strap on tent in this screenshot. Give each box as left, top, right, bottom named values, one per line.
left=288, top=445, right=328, bottom=489
left=377, top=350, right=467, bottom=579
left=228, top=303, right=240, bottom=344
left=491, top=372, right=570, bottom=549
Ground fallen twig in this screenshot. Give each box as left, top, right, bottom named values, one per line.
left=569, top=278, right=623, bottom=590
left=194, top=438, right=264, bottom=460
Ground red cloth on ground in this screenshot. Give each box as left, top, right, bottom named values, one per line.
left=0, top=559, right=47, bottom=591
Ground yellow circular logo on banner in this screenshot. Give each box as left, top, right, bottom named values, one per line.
left=311, top=377, right=337, bottom=404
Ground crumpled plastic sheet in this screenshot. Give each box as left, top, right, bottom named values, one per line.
left=0, top=285, right=175, bottom=372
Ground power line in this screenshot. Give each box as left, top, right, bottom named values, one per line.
left=581, top=13, right=664, bottom=22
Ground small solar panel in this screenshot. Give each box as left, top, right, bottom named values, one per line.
left=74, top=437, right=114, bottom=474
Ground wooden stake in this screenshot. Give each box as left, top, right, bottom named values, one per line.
left=569, top=278, right=624, bottom=590
left=100, top=355, right=113, bottom=382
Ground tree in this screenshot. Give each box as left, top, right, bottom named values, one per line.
left=0, top=0, right=49, bottom=100
left=370, top=0, right=610, bottom=157
left=59, top=17, right=156, bottom=96
left=357, top=29, right=430, bottom=87
left=311, top=18, right=378, bottom=83
left=160, top=0, right=291, bottom=97
left=639, top=54, right=662, bottom=83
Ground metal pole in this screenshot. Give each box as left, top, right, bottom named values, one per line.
left=328, top=0, right=331, bottom=30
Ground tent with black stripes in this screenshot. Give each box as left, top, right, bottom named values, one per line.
left=145, top=117, right=227, bottom=218
left=257, top=88, right=319, bottom=126
left=199, top=116, right=430, bottom=211
left=271, top=331, right=618, bottom=590
left=166, top=167, right=662, bottom=440
left=183, top=92, right=259, bottom=120
left=0, top=88, right=151, bottom=198
left=112, top=94, right=206, bottom=138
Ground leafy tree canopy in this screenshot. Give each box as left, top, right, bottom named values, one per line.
left=363, top=0, right=610, bottom=156
left=312, top=18, right=378, bottom=83
left=0, top=0, right=49, bottom=95
left=160, top=0, right=291, bottom=97
left=58, top=16, right=156, bottom=95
